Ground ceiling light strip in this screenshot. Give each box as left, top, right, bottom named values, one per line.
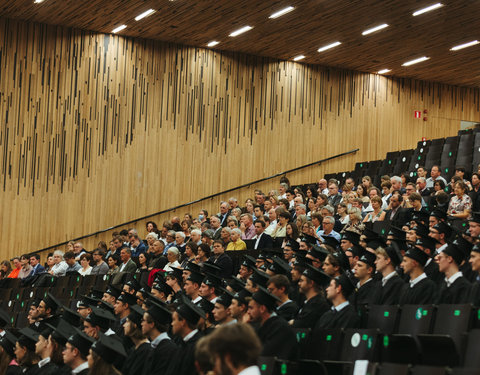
left=293, top=55, right=305, bottom=61
left=318, top=41, right=342, bottom=52
left=269, top=6, right=295, bottom=19
left=412, top=3, right=443, bottom=16
left=229, top=26, right=253, bottom=37
left=112, top=25, right=127, bottom=33
left=377, top=69, right=391, bottom=74
left=450, top=40, right=479, bottom=51
left=135, top=9, right=156, bottom=21
left=402, top=56, right=430, bottom=66
left=362, top=23, right=389, bottom=36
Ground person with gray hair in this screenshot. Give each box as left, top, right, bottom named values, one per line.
left=318, top=215, right=341, bottom=242
left=163, top=230, right=177, bottom=255
left=190, top=229, right=202, bottom=245
left=175, top=231, right=187, bottom=252
left=278, top=183, right=288, bottom=199
left=228, top=197, right=239, bottom=210
left=164, top=247, right=181, bottom=271
left=49, top=250, right=68, bottom=276
left=226, top=228, right=247, bottom=251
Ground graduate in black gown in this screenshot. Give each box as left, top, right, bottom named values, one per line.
left=267, top=274, right=298, bottom=321
left=15, top=328, right=41, bottom=374
left=351, top=249, right=378, bottom=307
left=373, top=245, right=405, bottom=305
left=121, top=305, right=152, bottom=375
left=415, top=236, right=442, bottom=284
left=141, top=301, right=177, bottom=375
left=63, top=328, right=95, bottom=375
left=468, top=244, right=480, bottom=306
left=399, top=247, right=437, bottom=305
left=35, top=327, right=59, bottom=375
left=435, top=243, right=471, bottom=304
left=248, top=286, right=298, bottom=360
left=0, top=330, right=22, bottom=375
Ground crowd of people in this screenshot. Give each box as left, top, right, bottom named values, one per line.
left=0, top=163, right=480, bottom=374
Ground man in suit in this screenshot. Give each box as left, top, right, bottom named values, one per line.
left=383, top=192, right=411, bottom=227
left=29, top=254, right=45, bottom=276
left=417, top=177, right=432, bottom=197
left=210, top=216, right=222, bottom=240
left=112, top=248, right=137, bottom=285
left=218, top=201, right=231, bottom=227
left=253, top=219, right=273, bottom=250
left=208, top=240, right=233, bottom=278
left=327, top=181, right=342, bottom=209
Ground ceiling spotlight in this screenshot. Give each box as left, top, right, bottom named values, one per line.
left=362, top=23, right=389, bottom=36
left=207, top=41, right=220, bottom=47
left=34, top=0, right=45, bottom=3
left=135, top=9, right=156, bottom=21
left=112, top=25, right=127, bottom=34
left=269, top=6, right=295, bottom=19
left=402, top=56, right=430, bottom=66
left=377, top=69, right=391, bottom=74
left=450, top=40, right=479, bottom=51
left=318, top=41, right=342, bottom=52
left=293, top=55, right=305, bottom=61
left=229, top=26, right=253, bottom=37
left=412, top=3, right=443, bottom=16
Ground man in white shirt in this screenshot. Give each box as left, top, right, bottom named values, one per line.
left=429, top=222, right=450, bottom=254
left=264, top=209, right=277, bottom=236
left=426, top=165, right=447, bottom=189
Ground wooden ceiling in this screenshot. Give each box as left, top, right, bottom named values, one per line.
left=1, top=0, right=479, bottom=87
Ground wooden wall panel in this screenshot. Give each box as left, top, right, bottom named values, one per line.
left=0, top=18, right=479, bottom=258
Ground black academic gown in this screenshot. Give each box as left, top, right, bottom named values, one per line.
left=22, top=366, right=41, bottom=375
left=314, top=303, right=360, bottom=330
left=374, top=274, right=405, bottom=305
left=292, top=293, right=330, bottom=329
left=143, top=337, right=177, bottom=375
left=257, top=316, right=298, bottom=360
left=399, top=277, right=437, bottom=305
left=424, top=260, right=443, bottom=284
left=276, top=300, right=299, bottom=321
left=289, top=282, right=305, bottom=307
left=351, top=279, right=378, bottom=307
left=6, top=365, right=22, bottom=375
left=435, top=276, right=471, bottom=304
left=168, top=330, right=203, bottom=375
left=37, top=362, right=59, bottom=375
left=122, top=342, right=152, bottom=375
left=469, top=280, right=480, bottom=306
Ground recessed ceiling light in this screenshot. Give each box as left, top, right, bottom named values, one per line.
left=318, top=41, right=342, bottom=52
left=402, top=56, right=430, bottom=66
left=229, top=26, right=253, bottom=37
left=377, top=69, right=391, bottom=74
left=450, top=40, right=479, bottom=51
left=293, top=55, right=305, bottom=61
left=362, top=23, right=389, bottom=36
left=34, top=0, right=45, bottom=3
left=135, top=9, right=155, bottom=21
left=269, top=6, right=295, bottom=19
left=112, top=25, right=127, bottom=34
left=412, top=3, right=443, bottom=16
left=207, top=41, right=220, bottom=47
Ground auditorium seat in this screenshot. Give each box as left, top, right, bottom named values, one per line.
left=304, top=328, right=343, bottom=361
left=293, top=328, right=310, bottom=358
left=258, top=357, right=293, bottom=375
left=393, top=150, right=414, bottom=176
left=377, top=362, right=410, bottom=375
left=297, top=360, right=327, bottom=375
left=417, top=304, right=473, bottom=366
left=0, top=288, right=12, bottom=301
left=81, top=274, right=97, bottom=288
left=15, top=312, right=28, bottom=328
left=366, top=305, right=400, bottom=334
left=340, top=329, right=381, bottom=362
left=450, top=369, right=480, bottom=375
left=410, top=365, right=447, bottom=375
left=462, top=329, right=480, bottom=368
left=67, top=274, right=83, bottom=286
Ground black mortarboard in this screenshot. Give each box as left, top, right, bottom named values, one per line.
left=452, top=234, right=474, bottom=254
left=404, top=247, right=430, bottom=267
left=86, top=307, right=115, bottom=330
left=366, top=237, right=386, bottom=251
left=432, top=222, right=452, bottom=237
left=226, top=276, right=246, bottom=292
left=249, top=268, right=270, bottom=288
left=335, top=273, right=356, bottom=297
left=40, top=326, right=53, bottom=340
left=29, top=299, right=41, bottom=308
left=147, top=301, right=172, bottom=325
left=117, top=292, right=137, bottom=307
left=176, top=297, right=206, bottom=325
left=138, top=286, right=151, bottom=296
left=346, top=244, right=363, bottom=257
left=43, top=293, right=61, bottom=313
left=184, top=261, right=202, bottom=273
left=308, top=245, right=329, bottom=262
left=68, top=328, right=95, bottom=357
left=342, top=231, right=361, bottom=246
left=197, top=298, right=215, bottom=315
left=284, top=240, right=300, bottom=251
left=0, top=308, right=11, bottom=328
left=90, top=289, right=105, bottom=300
left=216, top=289, right=234, bottom=308
left=128, top=305, right=145, bottom=327
left=332, top=251, right=351, bottom=271
left=321, top=236, right=340, bottom=250
left=153, top=281, right=173, bottom=296
left=357, top=249, right=376, bottom=269
left=91, top=333, right=127, bottom=365
left=302, top=234, right=318, bottom=246
left=241, top=255, right=257, bottom=269
left=17, top=327, right=39, bottom=351
left=252, top=286, right=281, bottom=311
left=363, top=226, right=381, bottom=241
left=202, top=272, right=223, bottom=288
left=415, top=236, right=436, bottom=251
left=443, top=243, right=465, bottom=265
left=470, top=212, right=480, bottom=224
left=0, top=330, right=17, bottom=357
left=431, top=209, right=447, bottom=221
left=303, top=264, right=331, bottom=287
left=186, top=270, right=205, bottom=285
left=104, top=285, right=122, bottom=299
left=61, top=306, right=83, bottom=328
left=232, top=288, right=252, bottom=306
left=293, top=257, right=308, bottom=270
left=413, top=223, right=430, bottom=238
left=388, top=226, right=407, bottom=241
left=77, top=295, right=99, bottom=309
left=126, top=278, right=140, bottom=292
left=412, top=210, right=429, bottom=224
left=202, top=262, right=222, bottom=276
left=268, top=256, right=291, bottom=275
left=166, top=267, right=184, bottom=281
left=385, top=244, right=402, bottom=267
left=471, top=244, right=480, bottom=254
left=50, top=320, right=76, bottom=346
left=97, top=300, right=115, bottom=314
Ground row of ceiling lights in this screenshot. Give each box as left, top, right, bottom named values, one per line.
left=34, top=0, right=478, bottom=76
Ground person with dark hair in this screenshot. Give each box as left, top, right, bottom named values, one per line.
left=121, top=305, right=151, bottom=375
left=34, top=327, right=59, bottom=374
left=267, top=275, right=298, bottom=321
left=374, top=246, right=405, bottom=305
left=18, top=255, right=33, bottom=280
left=79, top=254, right=93, bottom=276
left=146, top=221, right=158, bottom=235
left=208, top=240, right=233, bottom=278
left=351, top=250, right=378, bottom=307
left=106, top=254, right=120, bottom=277
left=86, top=334, right=126, bottom=375
left=63, top=329, right=94, bottom=375
left=15, top=328, right=40, bottom=373
left=426, top=165, right=447, bottom=189
left=0, top=330, right=21, bottom=375
left=0, top=260, right=12, bottom=280
left=28, top=254, right=45, bottom=278
left=91, top=249, right=109, bottom=276
left=64, top=251, right=81, bottom=274
left=381, top=191, right=411, bottom=227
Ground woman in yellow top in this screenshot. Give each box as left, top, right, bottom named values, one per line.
left=226, top=228, right=247, bottom=251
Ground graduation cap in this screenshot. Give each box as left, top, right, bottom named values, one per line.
left=335, top=273, right=356, bottom=297
left=68, top=327, right=95, bottom=357
left=443, top=243, right=465, bottom=265
left=292, top=256, right=309, bottom=270
left=0, top=308, right=11, bottom=328
left=104, top=285, right=122, bottom=299
left=346, top=244, right=363, bottom=258
left=413, top=223, right=430, bottom=238
left=86, top=307, right=115, bottom=330
left=166, top=266, right=184, bottom=281
left=284, top=240, right=300, bottom=251
left=77, top=295, right=99, bottom=309
left=470, top=212, right=480, bottom=224
left=241, top=255, right=257, bottom=269
left=432, top=222, right=452, bottom=237
left=452, top=235, right=474, bottom=255
left=471, top=244, right=480, bottom=254
left=97, top=300, right=115, bottom=314
left=91, top=333, right=127, bottom=365
left=61, top=306, right=83, bottom=328
left=362, top=227, right=386, bottom=250
left=387, top=226, right=407, bottom=241
left=357, top=249, right=376, bottom=269
left=303, top=264, right=331, bottom=287
left=153, top=281, right=173, bottom=296
left=184, top=261, right=202, bottom=273
left=90, top=289, right=105, bottom=300
left=137, top=286, right=151, bottom=298
left=186, top=270, right=205, bottom=285
left=411, top=210, right=429, bottom=224
left=17, top=327, right=40, bottom=351
left=252, top=286, right=281, bottom=311
left=385, top=244, right=402, bottom=267
left=249, top=268, right=270, bottom=288
left=226, top=276, right=246, bottom=292
left=40, top=326, right=53, bottom=340
left=233, top=288, right=252, bottom=306
left=431, top=209, right=447, bottom=221
left=308, top=245, right=329, bottom=262
left=342, top=231, right=360, bottom=246
left=202, top=272, right=223, bottom=288
left=216, top=289, right=235, bottom=308
left=125, top=278, right=140, bottom=292
left=404, top=247, right=430, bottom=267
left=268, top=256, right=291, bottom=275
left=42, top=293, right=61, bottom=313
left=321, top=236, right=340, bottom=250
left=117, top=292, right=137, bottom=307
left=332, top=251, right=351, bottom=272
left=415, top=236, right=436, bottom=251
left=147, top=301, right=172, bottom=325
left=176, top=297, right=206, bottom=325
left=29, top=299, right=41, bottom=308
left=197, top=298, right=215, bottom=315
left=50, top=319, right=76, bottom=346
left=127, top=305, right=145, bottom=327
left=0, top=330, right=18, bottom=357
left=301, top=234, right=318, bottom=247
left=202, top=262, right=222, bottom=276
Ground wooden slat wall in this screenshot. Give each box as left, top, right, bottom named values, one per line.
left=0, top=18, right=479, bottom=258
